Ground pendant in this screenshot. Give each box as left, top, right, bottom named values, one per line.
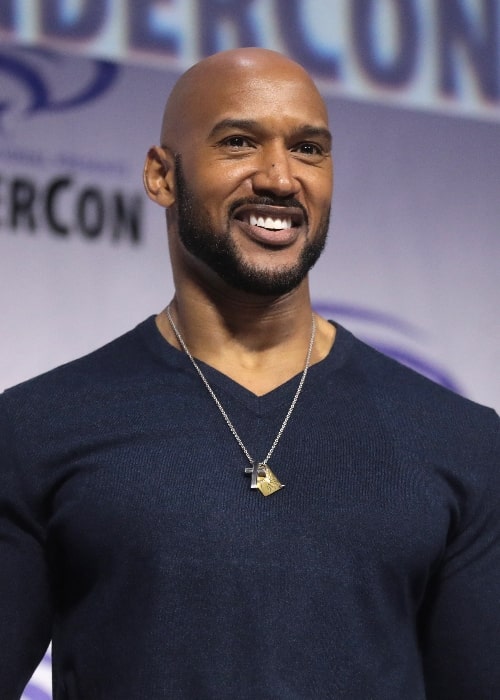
left=245, top=461, right=284, bottom=496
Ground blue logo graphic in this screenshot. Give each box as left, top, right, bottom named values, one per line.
left=313, top=300, right=461, bottom=393
left=0, top=46, right=119, bottom=131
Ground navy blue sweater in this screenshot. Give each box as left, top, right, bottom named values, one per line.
left=1, top=317, right=499, bottom=699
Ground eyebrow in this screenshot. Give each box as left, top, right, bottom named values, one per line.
left=207, top=119, right=260, bottom=140
left=208, top=118, right=332, bottom=147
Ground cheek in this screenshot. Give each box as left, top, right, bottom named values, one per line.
left=191, top=154, right=256, bottom=193
left=307, top=175, right=333, bottom=212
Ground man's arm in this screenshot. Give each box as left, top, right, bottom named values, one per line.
left=0, top=398, right=52, bottom=699
left=421, top=413, right=500, bottom=699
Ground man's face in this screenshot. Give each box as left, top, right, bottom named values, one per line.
left=167, top=56, right=333, bottom=296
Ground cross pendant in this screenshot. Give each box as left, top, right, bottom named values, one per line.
left=245, top=461, right=266, bottom=489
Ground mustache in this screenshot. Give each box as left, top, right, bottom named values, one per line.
left=228, top=196, right=309, bottom=224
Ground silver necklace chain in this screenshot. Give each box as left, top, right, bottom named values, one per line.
left=166, top=305, right=316, bottom=467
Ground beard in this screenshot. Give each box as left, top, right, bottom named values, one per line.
left=173, top=155, right=330, bottom=296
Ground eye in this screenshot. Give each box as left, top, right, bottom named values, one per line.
left=292, top=142, right=323, bottom=156
left=220, top=135, right=254, bottom=149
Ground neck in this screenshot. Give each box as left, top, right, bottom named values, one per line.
left=156, top=282, right=335, bottom=396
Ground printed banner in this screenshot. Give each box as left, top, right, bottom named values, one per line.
left=1, top=0, right=499, bottom=121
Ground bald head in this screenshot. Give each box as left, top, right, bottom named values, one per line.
left=160, top=48, right=328, bottom=150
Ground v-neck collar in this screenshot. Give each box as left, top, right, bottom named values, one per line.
left=138, top=315, right=352, bottom=416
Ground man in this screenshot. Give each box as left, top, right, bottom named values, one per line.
left=0, top=48, right=499, bottom=699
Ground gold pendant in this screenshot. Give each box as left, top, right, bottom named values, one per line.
left=245, top=461, right=284, bottom=496
left=257, top=465, right=284, bottom=496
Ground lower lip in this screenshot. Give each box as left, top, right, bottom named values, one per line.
left=234, top=220, right=301, bottom=247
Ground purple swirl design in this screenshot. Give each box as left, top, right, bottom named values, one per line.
left=0, top=47, right=119, bottom=131
left=313, top=300, right=462, bottom=393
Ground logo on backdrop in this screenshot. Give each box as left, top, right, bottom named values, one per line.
left=313, top=300, right=461, bottom=393
left=0, top=47, right=119, bottom=131
left=2, top=1, right=498, bottom=121
left=0, top=48, right=143, bottom=245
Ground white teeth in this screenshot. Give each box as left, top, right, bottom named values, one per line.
left=248, top=214, right=292, bottom=230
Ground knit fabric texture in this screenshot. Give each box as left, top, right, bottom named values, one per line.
left=1, top=317, right=499, bottom=699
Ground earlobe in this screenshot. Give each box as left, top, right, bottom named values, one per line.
left=143, top=146, right=176, bottom=207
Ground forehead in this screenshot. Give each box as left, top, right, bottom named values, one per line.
left=177, top=63, right=329, bottom=143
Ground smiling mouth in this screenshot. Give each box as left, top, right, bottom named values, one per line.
left=233, top=205, right=304, bottom=232
left=247, top=214, right=292, bottom=230
left=231, top=207, right=306, bottom=249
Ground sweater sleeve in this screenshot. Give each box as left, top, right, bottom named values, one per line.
left=422, top=411, right=500, bottom=699
left=0, top=397, right=52, bottom=699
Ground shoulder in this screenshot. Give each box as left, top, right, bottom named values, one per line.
left=334, top=325, right=500, bottom=540
left=333, top=323, right=499, bottom=443
left=0, top=316, right=173, bottom=476
left=0, top=316, right=158, bottom=421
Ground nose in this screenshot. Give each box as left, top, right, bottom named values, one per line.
left=251, top=143, right=300, bottom=197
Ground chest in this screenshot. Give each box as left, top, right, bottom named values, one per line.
left=42, top=386, right=452, bottom=610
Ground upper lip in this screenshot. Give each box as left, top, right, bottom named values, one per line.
left=232, top=204, right=305, bottom=227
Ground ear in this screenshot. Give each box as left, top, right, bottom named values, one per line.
left=143, top=146, right=176, bottom=208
